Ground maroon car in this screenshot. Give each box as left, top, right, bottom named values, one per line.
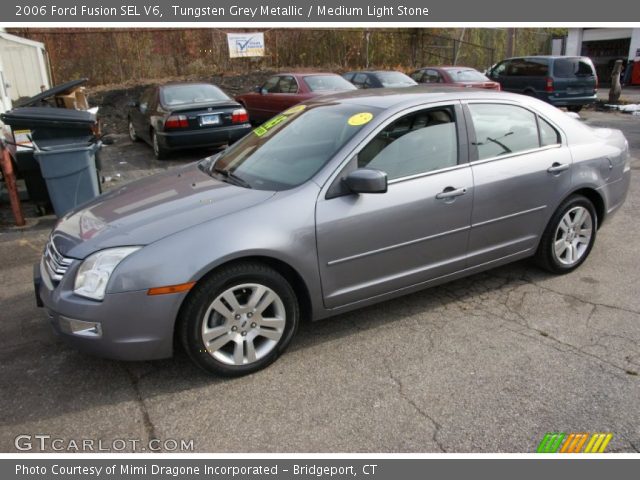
left=410, top=66, right=501, bottom=90
left=236, top=73, right=357, bottom=123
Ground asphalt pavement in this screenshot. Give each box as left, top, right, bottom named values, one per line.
left=0, top=110, right=638, bottom=453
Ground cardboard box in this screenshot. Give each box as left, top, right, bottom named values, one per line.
left=54, top=87, right=89, bottom=110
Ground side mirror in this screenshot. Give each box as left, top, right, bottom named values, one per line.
left=345, top=169, right=387, bottom=194
left=253, top=85, right=261, bottom=93
left=128, top=100, right=140, bottom=108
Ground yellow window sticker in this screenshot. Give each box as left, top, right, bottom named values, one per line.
left=253, top=114, right=288, bottom=137
left=348, top=112, right=373, bottom=126
left=282, top=105, right=306, bottom=115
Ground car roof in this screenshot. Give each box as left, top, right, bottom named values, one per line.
left=503, top=55, right=588, bottom=60
left=306, top=85, right=525, bottom=110
left=160, top=82, right=218, bottom=89
left=346, top=70, right=406, bottom=74
left=278, top=72, right=340, bottom=78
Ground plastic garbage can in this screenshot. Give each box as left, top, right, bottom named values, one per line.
left=1, top=107, right=98, bottom=215
left=34, top=141, right=102, bottom=217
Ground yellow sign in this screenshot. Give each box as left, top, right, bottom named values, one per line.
left=348, top=112, right=373, bottom=126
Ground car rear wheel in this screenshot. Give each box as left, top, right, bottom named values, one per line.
left=151, top=130, right=168, bottom=160
left=567, top=105, right=583, bottom=113
left=179, top=262, right=299, bottom=377
left=128, top=119, right=139, bottom=142
left=535, top=195, right=597, bottom=274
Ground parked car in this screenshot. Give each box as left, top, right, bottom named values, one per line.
left=342, top=70, right=418, bottom=89
left=36, top=87, right=630, bottom=376
left=486, top=56, right=598, bottom=112
left=127, top=82, right=251, bottom=159
left=410, top=66, right=501, bottom=90
left=235, top=73, right=356, bottom=123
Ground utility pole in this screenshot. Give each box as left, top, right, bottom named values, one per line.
left=505, top=28, right=516, bottom=58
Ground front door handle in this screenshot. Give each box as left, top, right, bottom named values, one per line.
left=547, top=162, right=570, bottom=174
left=436, top=187, right=467, bottom=200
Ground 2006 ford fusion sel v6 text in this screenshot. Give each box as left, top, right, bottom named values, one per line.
left=35, top=87, right=630, bottom=376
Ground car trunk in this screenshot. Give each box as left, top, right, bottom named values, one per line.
left=165, top=101, right=243, bottom=131
left=552, top=58, right=597, bottom=98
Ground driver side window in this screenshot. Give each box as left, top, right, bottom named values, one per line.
left=358, top=106, right=459, bottom=180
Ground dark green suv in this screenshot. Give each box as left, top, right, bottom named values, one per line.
left=487, top=56, right=597, bottom=112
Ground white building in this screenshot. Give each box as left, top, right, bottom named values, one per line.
left=0, top=30, right=52, bottom=106
left=557, top=28, right=640, bottom=85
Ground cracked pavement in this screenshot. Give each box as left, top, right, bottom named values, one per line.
left=0, top=110, right=638, bottom=453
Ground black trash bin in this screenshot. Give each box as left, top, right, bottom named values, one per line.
left=1, top=106, right=98, bottom=215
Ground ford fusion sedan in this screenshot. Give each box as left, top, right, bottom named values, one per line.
left=36, top=87, right=630, bottom=376
left=235, top=73, right=356, bottom=123
left=128, top=82, right=251, bottom=159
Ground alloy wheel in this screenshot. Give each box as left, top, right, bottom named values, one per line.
left=201, top=283, right=286, bottom=365
left=553, top=206, right=593, bottom=266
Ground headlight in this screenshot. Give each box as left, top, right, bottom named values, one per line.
left=74, top=247, right=141, bottom=301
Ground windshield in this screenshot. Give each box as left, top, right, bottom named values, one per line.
left=201, top=103, right=381, bottom=190
left=303, top=75, right=357, bottom=92
left=377, top=72, right=417, bottom=87
left=446, top=69, right=489, bottom=82
left=160, top=84, right=230, bottom=106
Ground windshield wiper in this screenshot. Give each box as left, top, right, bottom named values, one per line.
left=212, top=166, right=252, bottom=189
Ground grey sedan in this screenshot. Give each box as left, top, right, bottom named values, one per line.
left=35, top=87, right=631, bottom=376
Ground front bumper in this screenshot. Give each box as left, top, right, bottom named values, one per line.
left=157, top=124, right=252, bottom=151
left=34, top=258, right=187, bottom=361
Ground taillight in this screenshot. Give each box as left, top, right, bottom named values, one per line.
left=494, top=83, right=501, bottom=91
left=545, top=77, right=554, bottom=92
left=164, top=115, right=188, bottom=129
left=232, top=108, right=249, bottom=124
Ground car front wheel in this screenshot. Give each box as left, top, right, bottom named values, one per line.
left=536, top=195, right=597, bottom=274
left=128, top=119, right=139, bottom=142
left=179, top=262, right=299, bottom=376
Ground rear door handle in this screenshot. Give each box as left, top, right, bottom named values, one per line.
left=547, top=162, right=570, bottom=174
left=436, top=187, right=467, bottom=200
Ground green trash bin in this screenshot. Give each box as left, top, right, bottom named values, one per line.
left=34, top=141, right=102, bottom=217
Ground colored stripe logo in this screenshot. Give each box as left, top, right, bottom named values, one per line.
left=537, top=433, right=612, bottom=453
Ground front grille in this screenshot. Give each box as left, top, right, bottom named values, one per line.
left=44, top=239, right=73, bottom=283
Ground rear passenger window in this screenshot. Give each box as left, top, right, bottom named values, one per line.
left=538, top=117, right=561, bottom=146
left=468, top=104, right=539, bottom=159
left=278, top=76, right=298, bottom=93
left=358, top=107, right=458, bottom=180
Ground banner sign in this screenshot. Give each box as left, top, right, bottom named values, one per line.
left=227, top=32, right=265, bottom=58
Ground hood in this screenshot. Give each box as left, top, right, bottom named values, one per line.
left=52, top=163, right=275, bottom=259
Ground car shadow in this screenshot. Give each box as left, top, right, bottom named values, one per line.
left=0, top=258, right=552, bottom=429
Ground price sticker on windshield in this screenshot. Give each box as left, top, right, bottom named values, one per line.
left=348, top=112, right=373, bottom=126
left=283, top=105, right=306, bottom=115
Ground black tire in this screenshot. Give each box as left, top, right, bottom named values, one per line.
left=567, top=105, right=583, bottom=113
left=128, top=119, right=139, bottom=142
left=179, top=262, right=299, bottom=377
left=535, top=194, right=597, bottom=274
left=151, top=129, right=169, bottom=160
